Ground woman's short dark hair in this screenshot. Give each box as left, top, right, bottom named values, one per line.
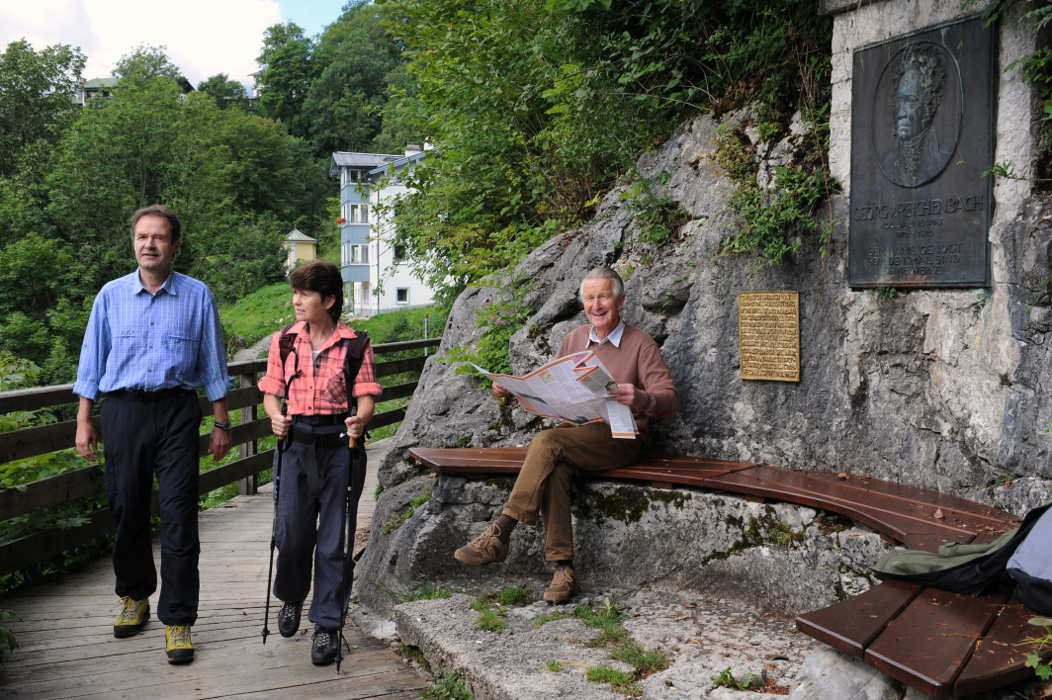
left=289, top=260, right=343, bottom=322
left=131, top=204, right=181, bottom=245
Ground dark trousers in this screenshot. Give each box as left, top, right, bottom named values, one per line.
left=102, top=390, right=201, bottom=626
left=273, top=425, right=362, bottom=631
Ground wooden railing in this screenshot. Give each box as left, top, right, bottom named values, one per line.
left=0, top=336, right=441, bottom=579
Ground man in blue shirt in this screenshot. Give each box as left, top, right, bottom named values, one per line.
left=73, top=204, right=231, bottom=665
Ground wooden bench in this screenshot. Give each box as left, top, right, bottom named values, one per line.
left=408, top=447, right=1048, bottom=698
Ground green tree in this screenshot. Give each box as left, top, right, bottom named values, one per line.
left=303, top=1, right=406, bottom=154
left=197, top=73, right=248, bottom=109
left=113, top=44, right=183, bottom=85
left=0, top=40, right=84, bottom=178
left=256, top=23, right=316, bottom=138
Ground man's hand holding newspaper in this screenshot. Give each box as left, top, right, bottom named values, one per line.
left=473, top=350, right=638, bottom=439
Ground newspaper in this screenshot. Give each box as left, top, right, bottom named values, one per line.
left=472, top=350, right=638, bottom=439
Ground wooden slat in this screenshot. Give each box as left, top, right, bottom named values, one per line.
left=220, top=385, right=262, bottom=412
left=375, top=355, right=427, bottom=378
left=198, top=450, right=274, bottom=494
left=864, top=588, right=1008, bottom=697
left=370, top=407, right=406, bottom=430
left=195, top=417, right=271, bottom=456
left=954, top=599, right=1051, bottom=696
left=0, top=465, right=102, bottom=522
left=372, top=337, right=441, bottom=352
left=380, top=380, right=419, bottom=401
left=0, top=416, right=100, bottom=463
left=0, top=383, right=77, bottom=414
left=703, top=466, right=976, bottom=542
left=0, top=509, right=112, bottom=577
left=795, top=580, right=923, bottom=657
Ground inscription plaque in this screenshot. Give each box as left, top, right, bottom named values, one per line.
left=738, top=291, right=800, bottom=383
left=849, top=16, right=994, bottom=287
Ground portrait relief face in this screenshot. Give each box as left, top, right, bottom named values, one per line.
left=872, top=41, right=961, bottom=189
left=895, top=67, right=929, bottom=140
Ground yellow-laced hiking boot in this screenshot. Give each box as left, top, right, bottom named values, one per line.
left=453, top=522, right=509, bottom=566
left=113, top=597, right=150, bottom=638
left=165, top=625, right=194, bottom=664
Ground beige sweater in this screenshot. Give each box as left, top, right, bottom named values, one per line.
left=556, top=323, right=679, bottom=439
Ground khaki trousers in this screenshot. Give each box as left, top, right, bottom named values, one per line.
left=502, top=421, right=641, bottom=561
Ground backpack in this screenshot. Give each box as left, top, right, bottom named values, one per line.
left=1006, top=504, right=1052, bottom=615
left=277, top=324, right=371, bottom=411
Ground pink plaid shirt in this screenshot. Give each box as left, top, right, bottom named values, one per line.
left=258, top=321, right=381, bottom=415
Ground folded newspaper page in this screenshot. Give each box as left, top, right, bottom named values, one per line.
left=472, top=350, right=638, bottom=439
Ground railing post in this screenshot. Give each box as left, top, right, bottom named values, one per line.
left=238, top=370, right=258, bottom=496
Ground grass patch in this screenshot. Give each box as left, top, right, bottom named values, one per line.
left=496, top=586, right=532, bottom=606
left=382, top=487, right=432, bottom=534
left=471, top=586, right=534, bottom=633
left=574, top=600, right=669, bottom=687
left=476, top=608, right=506, bottom=632
left=711, top=667, right=763, bottom=690
left=406, top=584, right=453, bottom=601
left=532, top=610, right=572, bottom=627
left=586, top=665, right=640, bottom=696
left=423, top=668, right=474, bottom=700
left=546, top=660, right=564, bottom=672
left=397, top=643, right=430, bottom=671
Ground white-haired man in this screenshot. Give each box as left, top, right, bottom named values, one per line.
left=454, top=267, right=679, bottom=602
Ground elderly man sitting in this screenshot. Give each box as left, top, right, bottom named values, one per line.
left=454, top=267, right=679, bottom=602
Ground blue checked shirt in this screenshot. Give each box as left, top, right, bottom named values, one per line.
left=73, top=271, right=230, bottom=402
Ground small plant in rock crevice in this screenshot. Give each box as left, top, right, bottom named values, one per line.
left=422, top=668, right=474, bottom=700
left=382, top=487, right=432, bottom=534
left=471, top=586, right=533, bottom=633
left=711, top=666, right=764, bottom=690
left=1020, top=616, right=1052, bottom=681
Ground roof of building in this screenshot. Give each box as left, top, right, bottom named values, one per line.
left=284, top=228, right=317, bottom=242
left=331, top=152, right=402, bottom=169
left=368, top=150, right=426, bottom=176
left=83, top=77, right=118, bottom=89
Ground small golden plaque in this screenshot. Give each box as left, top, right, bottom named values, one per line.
left=738, top=291, right=800, bottom=382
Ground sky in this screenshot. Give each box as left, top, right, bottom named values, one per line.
left=0, top=0, right=350, bottom=90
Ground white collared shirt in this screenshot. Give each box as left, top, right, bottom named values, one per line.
left=588, top=319, right=625, bottom=348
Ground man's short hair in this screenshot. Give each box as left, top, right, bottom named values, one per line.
left=579, top=267, right=625, bottom=301
left=289, top=260, right=344, bottom=322
left=131, top=204, right=182, bottom=245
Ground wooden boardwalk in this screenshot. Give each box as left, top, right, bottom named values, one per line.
left=0, top=441, right=425, bottom=699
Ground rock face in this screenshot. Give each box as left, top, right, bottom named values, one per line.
left=355, top=109, right=1052, bottom=621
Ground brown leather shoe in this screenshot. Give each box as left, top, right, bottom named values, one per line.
left=453, top=523, right=509, bottom=565
left=543, top=565, right=576, bottom=603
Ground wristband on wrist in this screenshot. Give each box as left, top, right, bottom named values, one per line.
left=213, top=419, right=231, bottom=431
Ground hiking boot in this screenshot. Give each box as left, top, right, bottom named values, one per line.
left=453, top=522, right=508, bottom=566
left=113, top=596, right=150, bottom=638
left=311, top=626, right=338, bottom=666
left=543, top=565, right=576, bottom=603
left=165, top=625, right=194, bottom=664
left=278, top=600, right=302, bottom=638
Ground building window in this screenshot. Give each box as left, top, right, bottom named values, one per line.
left=350, top=245, right=369, bottom=264
left=341, top=242, right=350, bottom=267
left=360, top=204, right=369, bottom=223
left=393, top=244, right=406, bottom=262
left=396, top=288, right=409, bottom=304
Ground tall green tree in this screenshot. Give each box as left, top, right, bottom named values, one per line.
left=113, top=44, right=183, bottom=85
left=256, top=23, right=316, bottom=138
left=303, top=1, right=406, bottom=154
left=0, top=40, right=84, bottom=178
left=198, top=73, right=248, bottom=109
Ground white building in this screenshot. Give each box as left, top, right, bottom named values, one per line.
left=330, top=146, right=436, bottom=316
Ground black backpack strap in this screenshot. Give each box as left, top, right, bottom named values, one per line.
left=276, top=324, right=298, bottom=400
left=341, top=331, right=370, bottom=409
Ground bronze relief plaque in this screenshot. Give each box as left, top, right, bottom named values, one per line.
left=738, top=291, right=800, bottom=383
left=849, top=15, right=994, bottom=287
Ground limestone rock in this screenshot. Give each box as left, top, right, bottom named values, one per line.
left=788, top=648, right=902, bottom=700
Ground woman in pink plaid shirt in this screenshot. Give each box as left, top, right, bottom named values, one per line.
left=258, top=261, right=381, bottom=666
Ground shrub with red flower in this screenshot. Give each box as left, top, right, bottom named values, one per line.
left=336, top=217, right=347, bottom=224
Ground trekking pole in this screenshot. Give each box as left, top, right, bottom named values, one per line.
left=262, top=406, right=288, bottom=645
left=336, top=406, right=365, bottom=674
